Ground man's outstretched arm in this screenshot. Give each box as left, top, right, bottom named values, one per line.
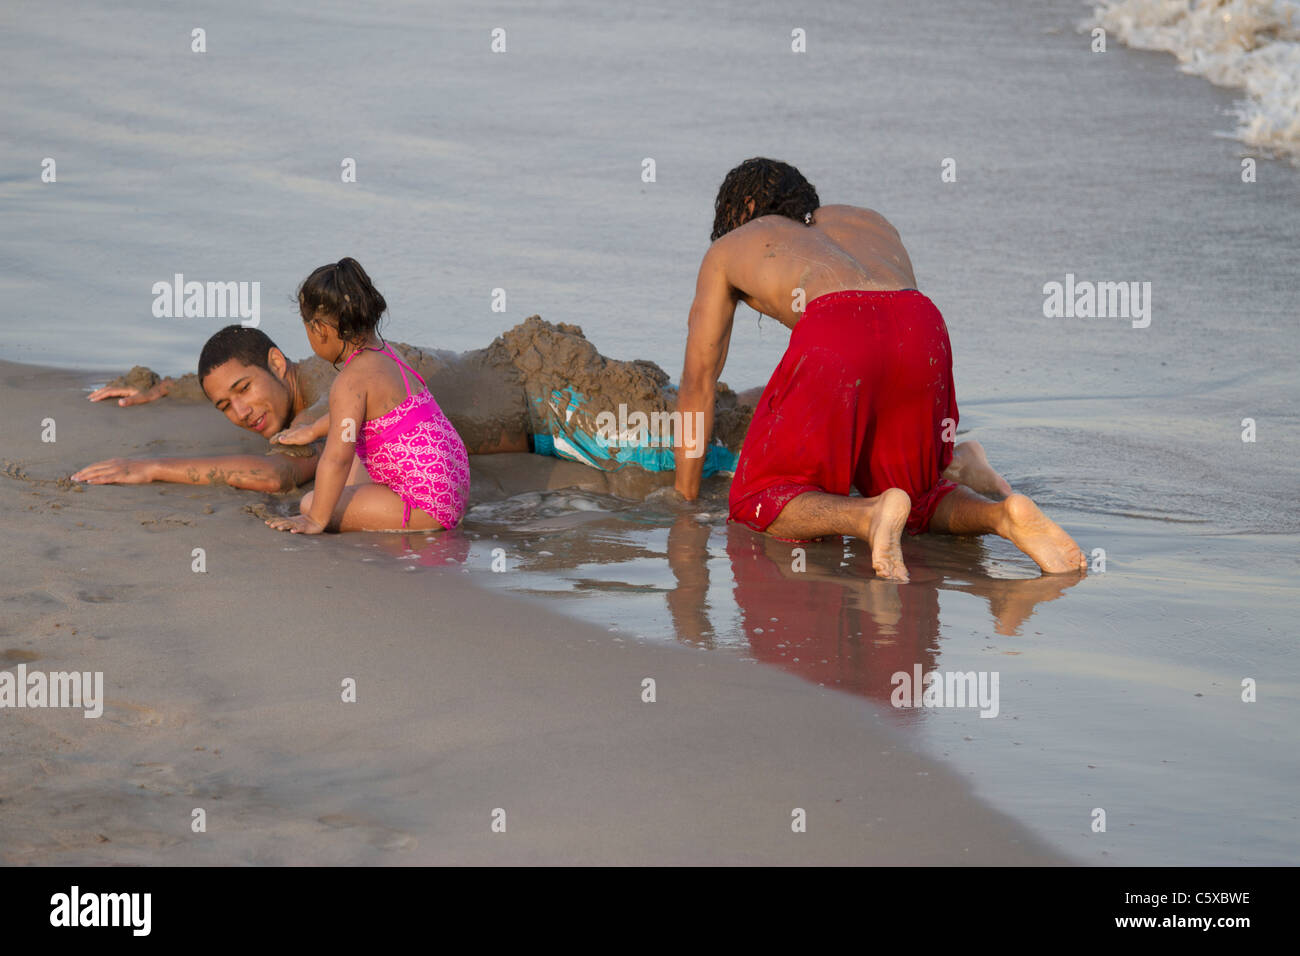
left=87, top=375, right=174, bottom=407
left=674, top=246, right=737, bottom=500
left=72, top=452, right=317, bottom=492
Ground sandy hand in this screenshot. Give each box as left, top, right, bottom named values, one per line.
left=646, top=485, right=697, bottom=512
left=269, top=423, right=316, bottom=446
left=87, top=381, right=170, bottom=407
left=265, top=514, right=325, bottom=534
left=71, top=458, right=155, bottom=484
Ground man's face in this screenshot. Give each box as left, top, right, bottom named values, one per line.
left=201, top=357, right=292, bottom=436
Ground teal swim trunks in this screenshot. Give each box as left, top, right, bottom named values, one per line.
left=528, top=386, right=738, bottom=478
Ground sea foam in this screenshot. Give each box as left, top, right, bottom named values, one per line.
left=1085, top=0, right=1300, bottom=161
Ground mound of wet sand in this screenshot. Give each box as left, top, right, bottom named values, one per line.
left=106, top=365, right=161, bottom=393
left=480, top=315, right=752, bottom=453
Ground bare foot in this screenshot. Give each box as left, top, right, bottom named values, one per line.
left=865, top=488, right=910, bottom=582
left=945, top=441, right=1012, bottom=499
left=998, top=494, right=1087, bottom=574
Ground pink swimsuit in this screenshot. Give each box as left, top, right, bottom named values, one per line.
left=344, top=343, right=470, bottom=529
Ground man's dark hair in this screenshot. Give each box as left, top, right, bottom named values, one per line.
left=711, top=158, right=820, bottom=241
left=198, top=325, right=280, bottom=382
left=296, top=256, right=388, bottom=345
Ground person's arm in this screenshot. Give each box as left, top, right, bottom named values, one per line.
left=87, top=377, right=174, bottom=407
left=674, top=246, right=738, bottom=500
left=72, top=452, right=317, bottom=492
left=267, top=378, right=363, bottom=533
left=268, top=409, right=330, bottom=447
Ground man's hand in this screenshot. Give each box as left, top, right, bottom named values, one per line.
left=71, top=458, right=157, bottom=484
left=648, top=485, right=695, bottom=511
left=265, top=514, right=325, bottom=534
left=88, top=380, right=171, bottom=407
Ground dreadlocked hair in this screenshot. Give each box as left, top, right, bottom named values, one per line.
left=711, top=158, right=820, bottom=241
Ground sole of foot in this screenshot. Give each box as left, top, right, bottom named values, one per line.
left=1000, top=493, right=1087, bottom=574
left=868, top=488, right=911, bottom=582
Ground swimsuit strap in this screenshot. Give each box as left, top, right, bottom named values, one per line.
left=341, top=343, right=428, bottom=399
left=341, top=344, right=378, bottom=367
left=380, top=343, right=427, bottom=396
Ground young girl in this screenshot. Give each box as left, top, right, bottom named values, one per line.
left=265, top=258, right=470, bottom=533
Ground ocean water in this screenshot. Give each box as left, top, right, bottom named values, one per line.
left=1088, top=0, right=1300, bottom=161
left=4, top=0, right=1298, bottom=864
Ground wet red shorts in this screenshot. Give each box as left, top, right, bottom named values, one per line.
left=728, top=289, right=959, bottom=538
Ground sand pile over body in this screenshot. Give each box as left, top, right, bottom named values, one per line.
left=478, top=315, right=751, bottom=453
left=105, top=315, right=753, bottom=464
left=106, top=365, right=161, bottom=393
left=105, top=366, right=208, bottom=403
left=487, top=315, right=673, bottom=427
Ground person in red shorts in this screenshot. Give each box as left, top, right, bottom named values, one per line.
left=673, top=158, right=1087, bottom=582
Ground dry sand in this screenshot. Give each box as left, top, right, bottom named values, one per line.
left=0, top=359, right=1064, bottom=864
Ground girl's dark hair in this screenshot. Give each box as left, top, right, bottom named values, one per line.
left=297, top=257, right=387, bottom=343
left=711, top=158, right=820, bottom=241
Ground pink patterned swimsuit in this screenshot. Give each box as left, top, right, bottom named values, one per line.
left=345, top=343, right=470, bottom=529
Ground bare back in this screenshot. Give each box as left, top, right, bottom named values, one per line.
left=712, top=205, right=917, bottom=329
left=675, top=204, right=921, bottom=497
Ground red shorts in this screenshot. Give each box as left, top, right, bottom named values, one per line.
left=728, top=289, right=959, bottom=538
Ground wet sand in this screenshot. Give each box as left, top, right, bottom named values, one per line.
left=459, top=473, right=1300, bottom=866
left=0, top=360, right=1061, bottom=864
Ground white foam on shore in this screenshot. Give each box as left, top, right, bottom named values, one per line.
left=1086, top=0, right=1300, bottom=160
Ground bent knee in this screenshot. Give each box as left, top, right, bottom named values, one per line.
left=300, top=491, right=314, bottom=514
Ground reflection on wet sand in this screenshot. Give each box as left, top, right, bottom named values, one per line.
left=405, top=495, right=1083, bottom=716
left=357, top=528, right=473, bottom=568
left=667, top=515, right=1082, bottom=711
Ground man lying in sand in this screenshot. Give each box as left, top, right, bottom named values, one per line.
left=72, top=319, right=753, bottom=495
left=73, top=325, right=331, bottom=492
left=673, top=157, right=1088, bottom=581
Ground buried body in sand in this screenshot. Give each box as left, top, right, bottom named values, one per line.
left=75, top=256, right=755, bottom=527
left=72, top=312, right=759, bottom=516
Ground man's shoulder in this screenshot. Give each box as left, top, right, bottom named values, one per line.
left=706, top=216, right=787, bottom=256
left=817, top=204, right=896, bottom=231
